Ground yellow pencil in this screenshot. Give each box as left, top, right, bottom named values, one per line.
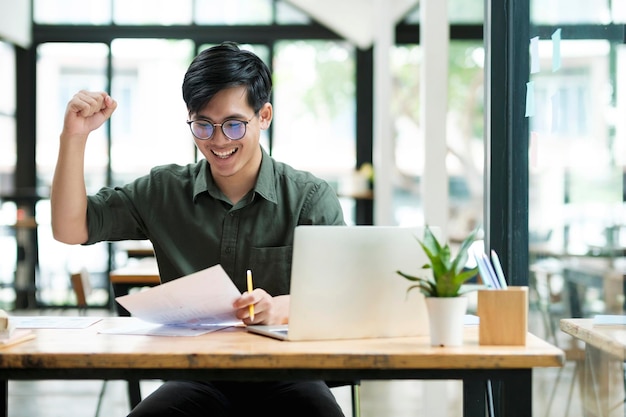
left=246, top=269, right=255, bottom=321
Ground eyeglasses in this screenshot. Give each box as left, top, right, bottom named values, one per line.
left=186, top=116, right=254, bottom=141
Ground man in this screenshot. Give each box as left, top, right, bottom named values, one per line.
left=51, top=42, right=346, bottom=417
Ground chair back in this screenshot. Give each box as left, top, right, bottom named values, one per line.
left=70, top=268, right=91, bottom=310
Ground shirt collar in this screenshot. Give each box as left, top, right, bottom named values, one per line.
left=193, top=147, right=277, bottom=205
left=253, top=147, right=278, bottom=204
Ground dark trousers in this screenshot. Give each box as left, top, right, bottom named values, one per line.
left=127, top=380, right=346, bottom=417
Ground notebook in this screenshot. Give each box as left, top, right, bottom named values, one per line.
left=247, top=225, right=436, bottom=341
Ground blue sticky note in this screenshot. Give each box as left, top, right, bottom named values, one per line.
left=530, top=36, right=540, bottom=74
left=525, top=81, right=535, bottom=117
left=552, top=29, right=561, bottom=72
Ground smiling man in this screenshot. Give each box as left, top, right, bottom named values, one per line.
left=50, top=42, right=346, bottom=417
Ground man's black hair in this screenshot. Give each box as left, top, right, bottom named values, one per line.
left=182, top=41, right=272, bottom=115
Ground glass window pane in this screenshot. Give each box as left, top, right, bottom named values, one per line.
left=613, top=2, right=626, bottom=23
left=113, top=0, right=192, bottom=25
left=33, top=0, right=111, bottom=24
left=195, top=0, right=273, bottom=25
left=110, top=39, right=194, bottom=184
left=404, top=0, right=484, bottom=24
left=0, top=201, right=17, bottom=304
left=272, top=40, right=356, bottom=219
left=36, top=43, right=108, bottom=191
left=449, top=0, right=484, bottom=24
left=276, top=0, right=311, bottom=25
left=0, top=116, right=16, bottom=195
left=36, top=43, right=111, bottom=307
left=392, top=42, right=484, bottom=232
left=531, top=0, right=611, bottom=24
left=529, top=39, right=624, bottom=256
left=0, top=42, right=15, bottom=115
left=36, top=43, right=109, bottom=193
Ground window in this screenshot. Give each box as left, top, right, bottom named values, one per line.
left=0, top=41, right=16, bottom=195
left=272, top=40, right=356, bottom=189
left=36, top=43, right=109, bottom=193
left=33, top=0, right=112, bottom=24
left=529, top=40, right=624, bottom=255
left=392, top=41, right=484, bottom=233
left=110, top=39, right=195, bottom=184
left=0, top=41, right=16, bottom=304
left=527, top=0, right=625, bottom=330
left=113, top=0, right=192, bottom=25
left=194, top=0, right=272, bottom=25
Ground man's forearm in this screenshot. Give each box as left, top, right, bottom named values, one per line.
left=50, top=137, right=89, bottom=244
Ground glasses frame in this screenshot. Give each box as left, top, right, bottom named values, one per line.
left=186, top=116, right=255, bottom=141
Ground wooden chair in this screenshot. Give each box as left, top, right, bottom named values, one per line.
left=70, top=269, right=91, bottom=313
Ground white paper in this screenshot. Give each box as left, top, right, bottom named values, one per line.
left=11, top=316, right=102, bottom=329
left=115, top=264, right=242, bottom=326
left=98, top=317, right=235, bottom=336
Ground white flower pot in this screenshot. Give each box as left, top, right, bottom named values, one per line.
left=425, top=297, right=468, bottom=347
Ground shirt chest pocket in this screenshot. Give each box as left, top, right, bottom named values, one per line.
left=249, top=246, right=293, bottom=296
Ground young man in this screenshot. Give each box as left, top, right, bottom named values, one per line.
left=51, top=42, right=346, bottom=417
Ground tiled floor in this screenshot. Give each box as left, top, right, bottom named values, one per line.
left=5, top=308, right=585, bottom=417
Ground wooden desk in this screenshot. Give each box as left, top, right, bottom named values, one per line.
left=562, top=257, right=626, bottom=317
left=560, top=318, right=625, bottom=417
left=0, top=318, right=563, bottom=417
left=115, top=241, right=155, bottom=259
left=109, top=259, right=160, bottom=316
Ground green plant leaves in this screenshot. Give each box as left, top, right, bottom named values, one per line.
left=396, top=225, right=480, bottom=298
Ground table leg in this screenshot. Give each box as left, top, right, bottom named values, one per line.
left=582, top=345, right=625, bottom=417
left=463, top=377, right=487, bottom=416
left=111, top=283, right=132, bottom=316
left=1, top=379, right=7, bottom=417
left=493, top=370, right=532, bottom=417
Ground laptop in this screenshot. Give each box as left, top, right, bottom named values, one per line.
left=247, top=225, right=436, bottom=341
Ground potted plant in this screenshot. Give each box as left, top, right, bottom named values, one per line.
left=396, top=225, right=479, bottom=346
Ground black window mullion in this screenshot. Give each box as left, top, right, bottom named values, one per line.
left=486, top=0, right=530, bottom=286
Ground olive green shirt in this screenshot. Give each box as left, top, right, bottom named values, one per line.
left=85, top=147, right=345, bottom=295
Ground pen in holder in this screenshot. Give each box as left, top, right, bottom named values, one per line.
left=477, top=286, right=528, bottom=346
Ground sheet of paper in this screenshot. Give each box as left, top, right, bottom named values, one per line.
left=11, top=316, right=102, bottom=329
left=0, top=329, right=36, bottom=348
left=115, top=264, right=242, bottom=326
left=98, top=317, right=235, bottom=337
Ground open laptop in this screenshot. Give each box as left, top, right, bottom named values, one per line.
left=247, top=225, right=436, bottom=341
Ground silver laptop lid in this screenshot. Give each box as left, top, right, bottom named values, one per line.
left=286, top=225, right=434, bottom=341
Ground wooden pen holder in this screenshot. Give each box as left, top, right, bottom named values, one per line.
left=477, top=286, right=528, bottom=346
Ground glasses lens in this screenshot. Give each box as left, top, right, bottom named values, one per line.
left=191, top=121, right=214, bottom=139
left=222, top=120, right=246, bottom=140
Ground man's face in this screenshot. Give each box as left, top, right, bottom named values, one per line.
left=189, top=86, right=272, bottom=182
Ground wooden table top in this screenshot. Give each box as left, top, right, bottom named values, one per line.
left=560, top=318, right=626, bottom=360
left=0, top=318, right=564, bottom=371
left=109, top=259, right=160, bottom=285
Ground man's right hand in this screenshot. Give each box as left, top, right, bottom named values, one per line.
left=61, top=90, right=117, bottom=139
